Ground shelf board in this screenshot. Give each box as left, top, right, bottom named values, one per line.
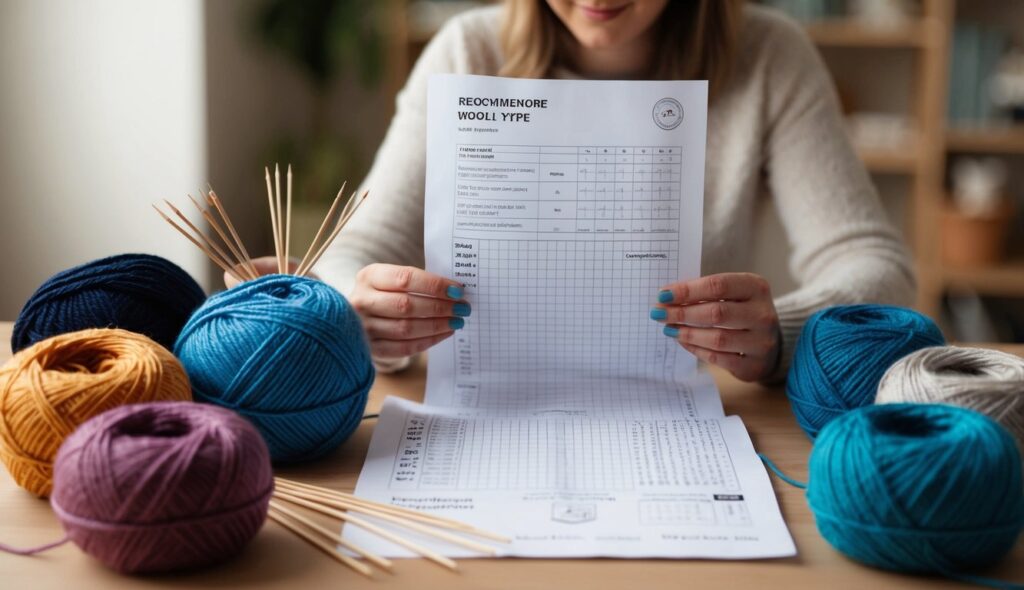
left=805, top=19, right=928, bottom=48
left=946, top=126, right=1024, bottom=154
left=942, top=259, right=1024, bottom=296
left=858, top=146, right=919, bottom=174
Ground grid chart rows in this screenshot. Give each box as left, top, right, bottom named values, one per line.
left=390, top=414, right=741, bottom=492
left=455, top=240, right=682, bottom=411
left=455, top=144, right=683, bottom=236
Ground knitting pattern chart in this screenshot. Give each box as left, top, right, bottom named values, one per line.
left=435, top=143, right=707, bottom=414
left=353, top=75, right=794, bottom=560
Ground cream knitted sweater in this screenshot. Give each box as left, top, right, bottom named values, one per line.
left=315, top=4, right=916, bottom=379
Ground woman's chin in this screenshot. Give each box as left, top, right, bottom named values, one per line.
left=573, top=31, right=624, bottom=51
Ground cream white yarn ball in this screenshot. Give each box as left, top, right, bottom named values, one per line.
left=877, top=346, right=1024, bottom=454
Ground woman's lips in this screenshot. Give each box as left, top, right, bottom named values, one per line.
left=577, top=3, right=629, bottom=22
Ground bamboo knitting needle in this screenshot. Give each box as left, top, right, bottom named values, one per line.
left=285, top=165, right=293, bottom=274
left=274, top=164, right=284, bottom=273
left=264, top=166, right=283, bottom=274
left=186, top=193, right=258, bottom=280
left=274, top=478, right=463, bottom=528
left=274, top=486, right=498, bottom=555
left=294, top=189, right=353, bottom=277
left=267, top=506, right=373, bottom=578
left=157, top=165, right=368, bottom=284
left=273, top=489, right=459, bottom=571
left=152, top=205, right=245, bottom=283
left=274, top=478, right=509, bottom=542
left=206, top=189, right=259, bottom=279
left=162, top=199, right=243, bottom=278
left=269, top=501, right=393, bottom=572
left=294, top=182, right=347, bottom=277
left=298, top=190, right=369, bottom=277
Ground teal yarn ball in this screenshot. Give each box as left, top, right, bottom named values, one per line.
left=787, top=304, right=945, bottom=438
left=807, top=403, right=1023, bottom=577
left=174, top=275, right=374, bottom=463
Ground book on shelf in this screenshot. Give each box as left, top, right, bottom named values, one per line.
left=762, top=0, right=843, bottom=22
left=948, top=22, right=1011, bottom=126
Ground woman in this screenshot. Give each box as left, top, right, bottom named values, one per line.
left=241, top=0, right=915, bottom=383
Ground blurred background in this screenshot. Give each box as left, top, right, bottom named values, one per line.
left=0, top=0, right=1022, bottom=342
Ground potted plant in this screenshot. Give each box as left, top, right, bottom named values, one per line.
left=941, top=157, right=1015, bottom=267
left=252, top=0, right=384, bottom=242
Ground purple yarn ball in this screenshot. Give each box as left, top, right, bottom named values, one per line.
left=50, top=402, right=273, bottom=574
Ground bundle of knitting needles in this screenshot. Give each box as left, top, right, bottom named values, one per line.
left=154, top=166, right=510, bottom=575
left=153, top=164, right=368, bottom=283
left=270, top=478, right=510, bottom=576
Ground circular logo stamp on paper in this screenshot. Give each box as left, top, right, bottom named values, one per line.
left=652, top=97, right=683, bottom=130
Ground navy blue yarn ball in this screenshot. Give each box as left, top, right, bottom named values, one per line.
left=12, top=253, right=206, bottom=353
left=174, top=275, right=374, bottom=463
left=807, top=403, right=1024, bottom=576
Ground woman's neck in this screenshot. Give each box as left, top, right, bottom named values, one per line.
left=558, top=29, right=657, bottom=79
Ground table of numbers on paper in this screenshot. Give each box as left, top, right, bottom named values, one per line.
left=350, top=75, right=796, bottom=559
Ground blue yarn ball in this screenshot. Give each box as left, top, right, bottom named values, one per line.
left=786, top=304, right=945, bottom=438
left=174, top=274, right=374, bottom=463
left=807, top=403, right=1024, bottom=575
left=12, top=253, right=206, bottom=353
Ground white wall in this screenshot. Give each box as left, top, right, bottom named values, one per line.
left=0, top=0, right=208, bottom=320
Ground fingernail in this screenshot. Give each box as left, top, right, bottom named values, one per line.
left=658, top=290, right=674, bottom=303
left=453, top=303, right=472, bottom=317
left=649, top=308, right=667, bottom=321
left=446, top=285, right=463, bottom=300
left=663, top=326, right=679, bottom=338
left=448, top=317, right=465, bottom=330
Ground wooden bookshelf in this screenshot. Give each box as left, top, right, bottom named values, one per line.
left=943, top=259, right=1024, bottom=296
left=804, top=19, right=928, bottom=48
left=805, top=2, right=1022, bottom=323
left=858, top=146, right=920, bottom=173
left=946, top=126, right=1024, bottom=154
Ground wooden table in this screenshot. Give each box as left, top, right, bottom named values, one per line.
left=0, top=321, right=1021, bottom=589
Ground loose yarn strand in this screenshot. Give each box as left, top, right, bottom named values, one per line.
left=757, top=453, right=807, bottom=489
left=0, top=535, right=69, bottom=556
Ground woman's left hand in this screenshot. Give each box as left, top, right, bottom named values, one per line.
left=651, top=272, right=781, bottom=382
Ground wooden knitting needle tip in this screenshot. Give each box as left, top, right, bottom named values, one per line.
left=267, top=507, right=373, bottom=578
left=265, top=166, right=282, bottom=274
left=274, top=163, right=284, bottom=274
left=295, top=182, right=347, bottom=277
left=285, top=164, right=293, bottom=275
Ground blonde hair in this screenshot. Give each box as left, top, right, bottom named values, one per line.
left=499, top=0, right=745, bottom=99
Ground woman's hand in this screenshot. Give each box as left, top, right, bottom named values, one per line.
left=350, top=263, right=469, bottom=360
left=651, top=273, right=781, bottom=382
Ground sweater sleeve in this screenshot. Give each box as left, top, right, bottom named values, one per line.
left=757, top=15, right=916, bottom=381
left=314, top=18, right=473, bottom=297
left=313, top=13, right=494, bottom=373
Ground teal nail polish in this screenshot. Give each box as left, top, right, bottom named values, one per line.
left=446, top=285, right=463, bottom=300
left=649, top=308, right=667, bottom=320
left=448, top=317, right=465, bottom=330
left=658, top=290, right=674, bottom=303
left=663, top=326, right=679, bottom=338
left=453, top=303, right=471, bottom=317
